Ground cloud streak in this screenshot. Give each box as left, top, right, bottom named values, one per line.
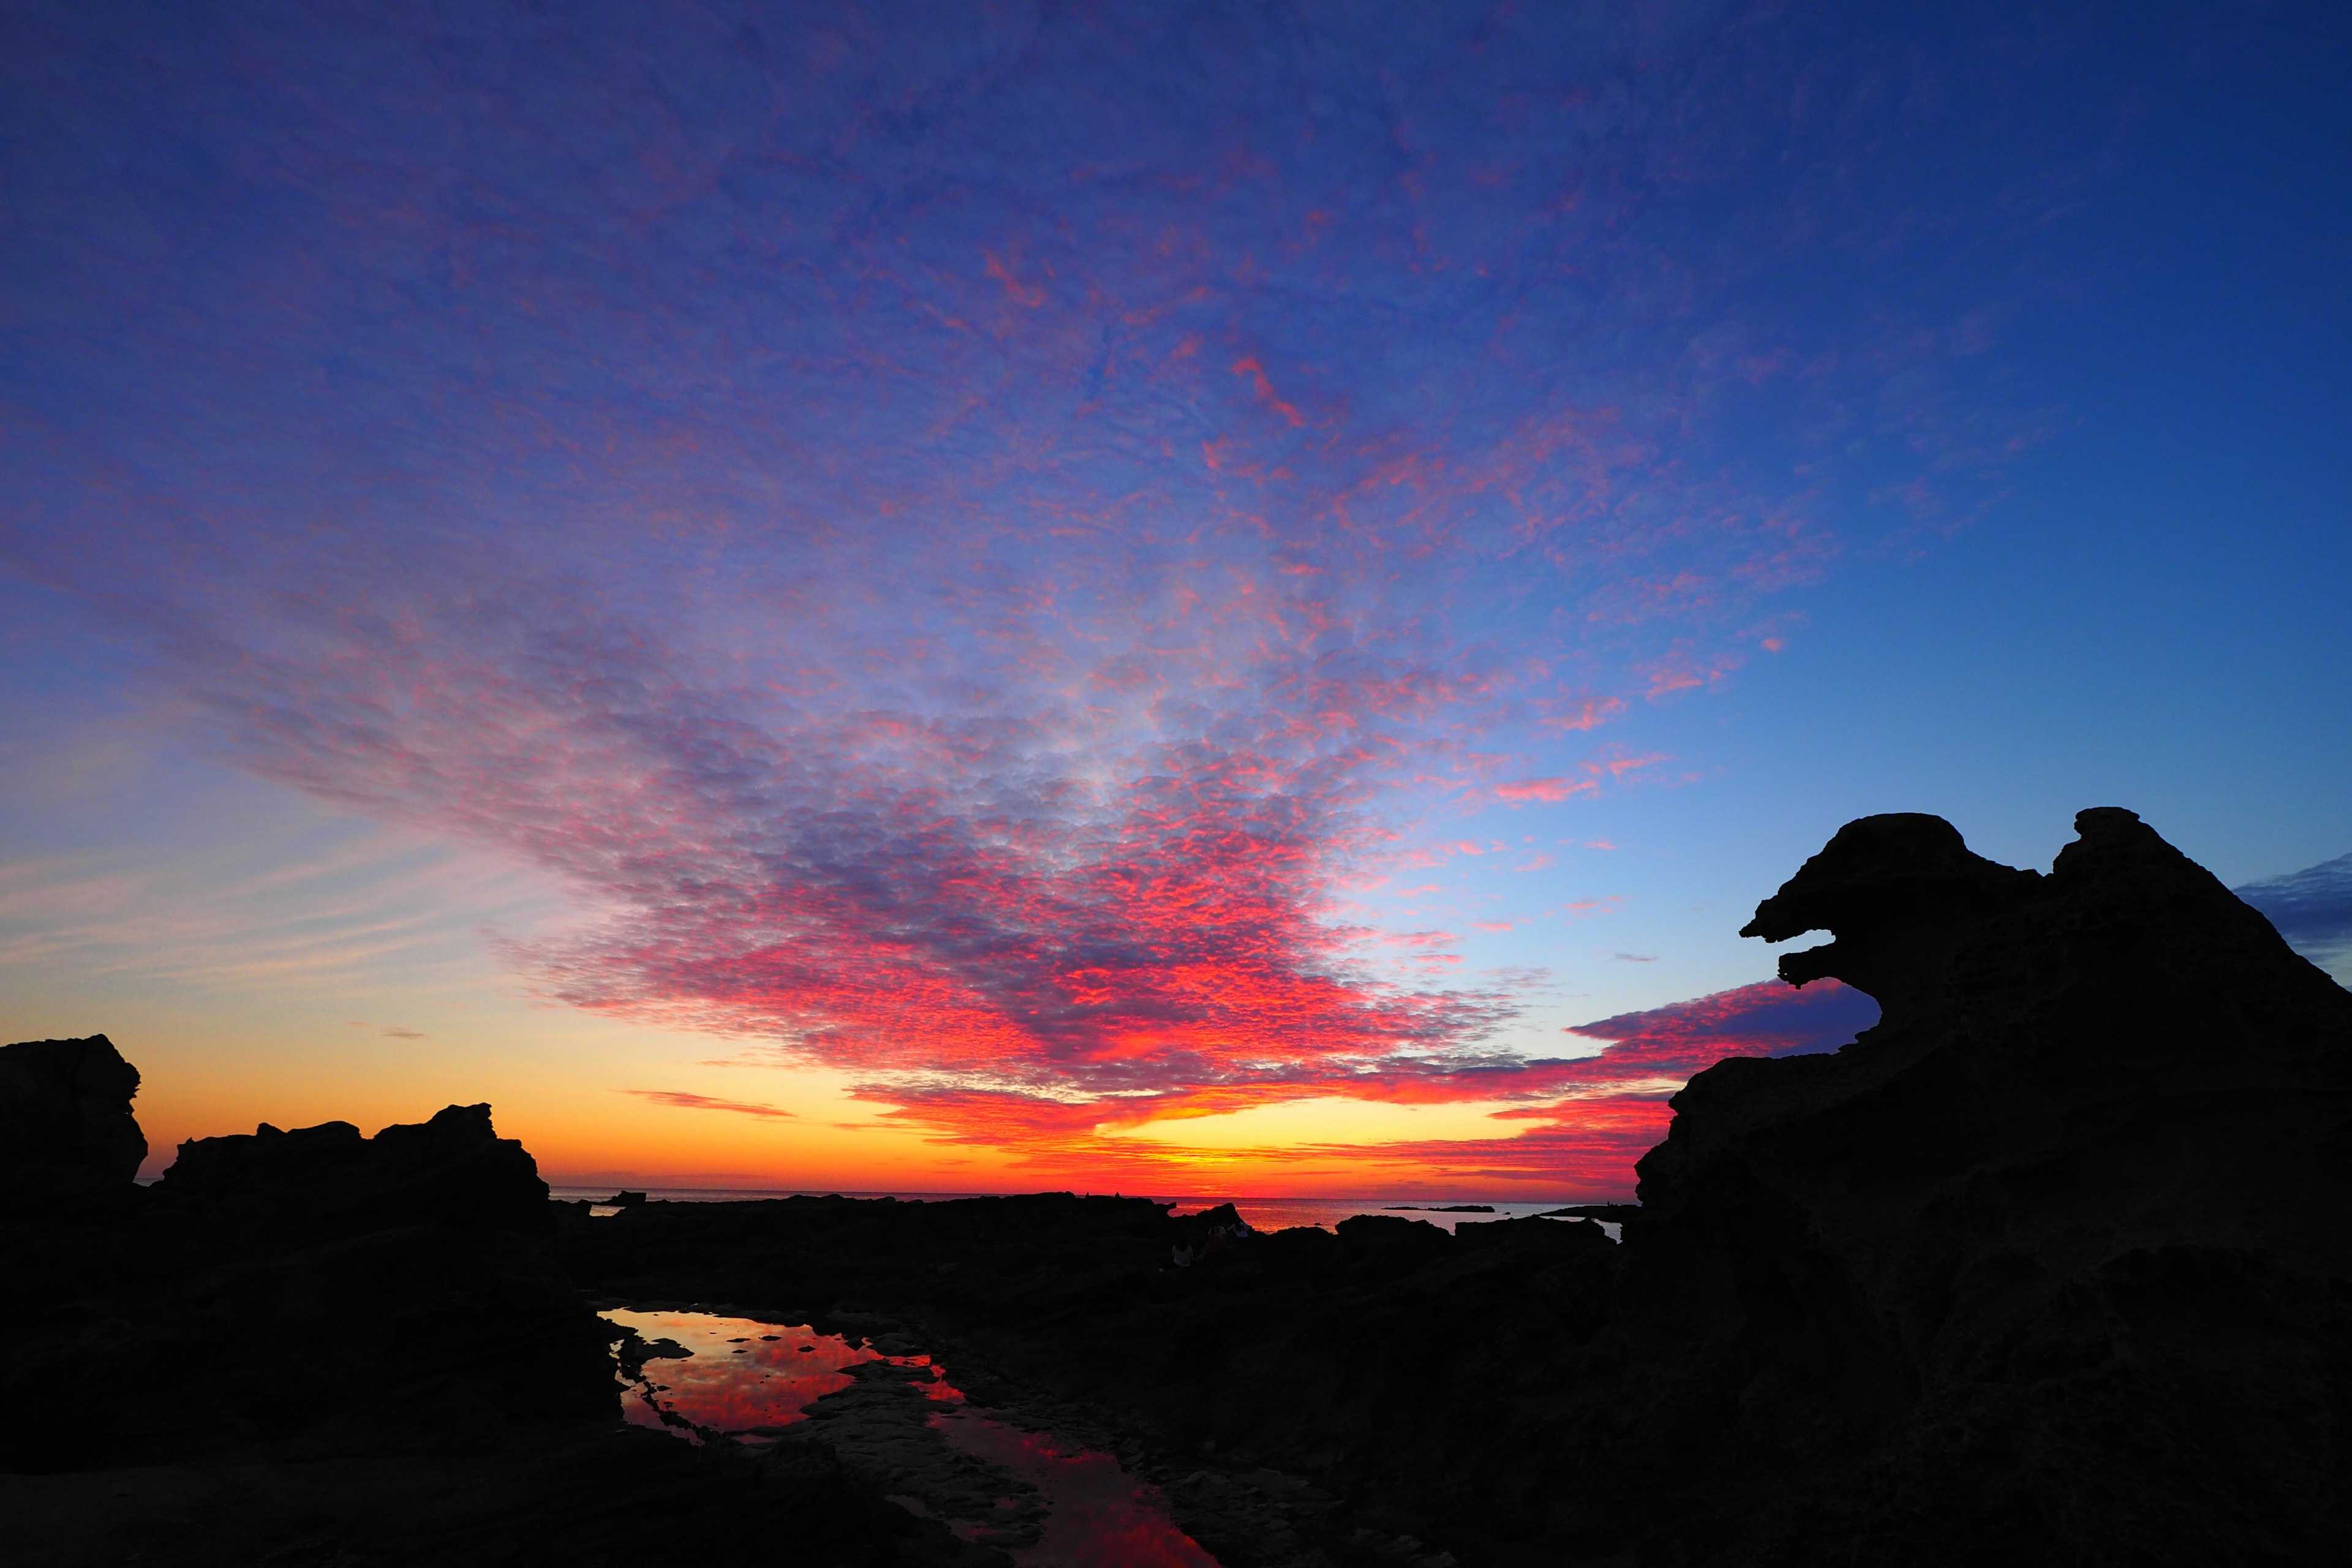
left=1310, top=978, right=1882, bottom=1194
left=622, top=1090, right=798, bottom=1121
left=2238, top=854, right=2352, bottom=981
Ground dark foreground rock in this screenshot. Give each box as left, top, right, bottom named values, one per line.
left=3, top=1420, right=1008, bottom=1568
left=1, top=1061, right=1006, bottom=1567
left=0, top=1033, right=146, bottom=1196
left=1, top=1094, right=614, bottom=1472
left=559, top=809, right=2352, bottom=1567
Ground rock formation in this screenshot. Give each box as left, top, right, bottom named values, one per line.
left=1616, top=806, right=2352, bottom=1561
left=0, top=1033, right=147, bottom=1196
left=1, top=1081, right=617, bottom=1470
left=3, top=1046, right=1014, bottom=1566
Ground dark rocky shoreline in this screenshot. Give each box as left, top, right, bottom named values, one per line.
left=10, top=808, right=2351, bottom=1565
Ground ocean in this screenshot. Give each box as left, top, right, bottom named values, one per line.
left=548, top=1186, right=1609, bottom=1235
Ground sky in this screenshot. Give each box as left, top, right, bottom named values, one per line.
left=4, top=0, right=2347, bottom=1198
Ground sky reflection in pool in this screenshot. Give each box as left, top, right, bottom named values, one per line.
left=937, top=1410, right=1219, bottom=1568
left=602, top=1308, right=1219, bottom=1567
left=605, top=1307, right=893, bottom=1439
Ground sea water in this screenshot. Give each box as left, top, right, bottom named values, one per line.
left=552, top=1186, right=1608, bottom=1234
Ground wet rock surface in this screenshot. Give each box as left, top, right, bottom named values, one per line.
left=557, top=810, right=2352, bottom=1566
left=788, top=1360, right=1049, bottom=1549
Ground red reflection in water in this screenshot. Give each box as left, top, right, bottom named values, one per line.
left=605, top=1308, right=891, bottom=1439
left=935, top=1409, right=1220, bottom=1568
left=606, top=1308, right=1221, bottom=1566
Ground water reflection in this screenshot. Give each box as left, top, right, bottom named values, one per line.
left=606, top=1307, right=894, bottom=1441
left=602, top=1308, right=1218, bottom=1567
left=937, top=1411, right=1219, bottom=1568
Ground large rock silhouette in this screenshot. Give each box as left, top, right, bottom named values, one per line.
left=1, top=1083, right=616, bottom=1471
left=1617, top=807, right=2352, bottom=1562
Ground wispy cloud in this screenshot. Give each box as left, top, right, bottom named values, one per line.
left=1308, top=978, right=1882, bottom=1194
left=2237, top=854, right=2352, bottom=981
left=622, top=1090, right=798, bottom=1121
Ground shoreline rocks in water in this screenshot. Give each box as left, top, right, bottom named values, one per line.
left=12, top=806, right=2351, bottom=1565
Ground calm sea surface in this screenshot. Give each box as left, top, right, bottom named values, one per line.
left=550, top=1186, right=1602, bottom=1234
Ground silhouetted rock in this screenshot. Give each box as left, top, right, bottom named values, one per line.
left=1618, top=807, right=2352, bottom=1562
left=4, top=1050, right=1003, bottom=1568
left=1737, top=811, right=2040, bottom=1023
left=157, top=1101, right=552, bottom=1235
left=0, top=1081, right=617, bottom=1472
left=140, top=1103, right=617, bottom=1446
left=0, top=1033, right=146, bottom=1196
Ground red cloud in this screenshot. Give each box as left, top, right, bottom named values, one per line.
left=622, top=1090, right=799, bottom=1120
left=1306, top=979, right=1881, bottom=1194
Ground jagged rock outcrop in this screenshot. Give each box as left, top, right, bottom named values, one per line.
left=0, top=1033, right=146, bottom=1196
left=1618, top=807, right=2352, bottom=1562
left=5, top=1055, right=1028, bottom=1567
left=1, top=1082, right=617, bottom=1472
left=156, top=1101, right=554, bottom=1236
left=138, top=1103, right=619, bottom=1444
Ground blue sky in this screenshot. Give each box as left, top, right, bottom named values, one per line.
left=3, top=0, right=2345, bottom=1190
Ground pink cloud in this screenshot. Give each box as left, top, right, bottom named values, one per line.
left=1495, top=777, right=1597, bottom=804
left=622, top=1090, right=799, bottom=1120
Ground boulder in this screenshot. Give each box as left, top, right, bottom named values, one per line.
left=0, top=1033, right=146, bottom=1196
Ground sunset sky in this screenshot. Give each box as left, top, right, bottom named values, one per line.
left=5, top=1, right=2347, bottom=1197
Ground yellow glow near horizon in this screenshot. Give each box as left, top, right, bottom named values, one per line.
left=1101, top=1095, right=1539, bottom=1150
